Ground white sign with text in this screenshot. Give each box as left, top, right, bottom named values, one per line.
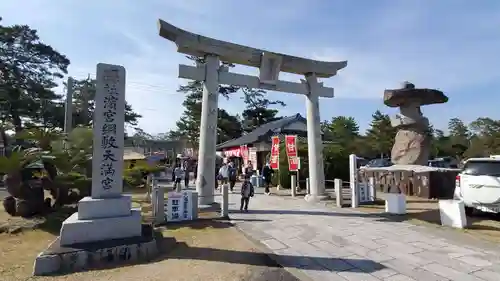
left=165, top=191, right=194, bottom=222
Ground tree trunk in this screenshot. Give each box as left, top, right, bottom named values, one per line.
left=10, top=110, right=23, bottom=146
left=0, top=127, right=8, bottom=156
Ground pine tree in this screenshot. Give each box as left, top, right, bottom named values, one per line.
left=0, top=18, right=69, bottom=135
left=241, top=88, right=285, bottom=132
left=365, top=110, right=396, bottom=158
left=170, top=56, right=243, bottom=145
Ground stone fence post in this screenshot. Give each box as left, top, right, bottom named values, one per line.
left=306, top=178, right=310, bottom=194
left=152, top=179, right=165, bottom=225
left=221, top=184, right=229, bottom=218
left=349, top=154, right=359, bottom=208
left=334, top=178, right=343, bottom=208
left=291, top=175, right=297, bottom=197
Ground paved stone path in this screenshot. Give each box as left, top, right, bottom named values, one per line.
left=225, top=187, right=500, bottom=281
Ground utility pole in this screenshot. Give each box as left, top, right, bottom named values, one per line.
left=64, top=77, right=74, bottom=134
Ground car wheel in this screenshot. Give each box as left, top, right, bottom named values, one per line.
left=464, top=207, right=474, bottom=216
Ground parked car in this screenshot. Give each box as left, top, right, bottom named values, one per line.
left=356, top=157, right=368, bottom=168
left=364, top=158, right=393, bottom=168
left=428, top=157, right=458, bottom=168
left=454, top=157, right=500, bottom=215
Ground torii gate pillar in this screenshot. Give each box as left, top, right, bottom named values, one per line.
left=303, top=73, right=327, bottom=201
left=196, top=55, right=219, bottom=205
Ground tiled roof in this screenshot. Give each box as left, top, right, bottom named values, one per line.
left=263, top=133, right=335, bottom=145
left=216, top=114, right=307, bottom=150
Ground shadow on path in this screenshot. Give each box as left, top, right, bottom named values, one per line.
left=230, top=208, right=500, bottom=232
left=165, top=240, right=386, bottom=273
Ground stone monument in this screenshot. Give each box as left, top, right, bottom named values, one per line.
left=384, top=82, right=448, bottom=165
left=57, top=63, right=142, bottom=245
left=33, top=64, right=156, bottom=276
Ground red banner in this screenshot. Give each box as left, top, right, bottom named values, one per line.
left=240, top=145, right=249, bottom=163
left=285, top=135, right=298, bottom=157
left=269, top=136, right=280, bottom=170
left=285, top=135, right=299, bottom=171
left=288, top=156, right=299, bottom=171
left=223, top=147, right=241, bottom=157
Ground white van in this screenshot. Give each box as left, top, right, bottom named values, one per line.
left=454, top=157, right=500, bottom=215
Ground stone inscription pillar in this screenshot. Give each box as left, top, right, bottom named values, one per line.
left=196, top=55, right=220, bottom=205
left=91, top=63, right=126, bottom=198
left=59, top=63, right=141, bottom=246
left=303, top=73, right=327, bottom=202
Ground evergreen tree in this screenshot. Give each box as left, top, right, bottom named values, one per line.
left=365, top=110, right=396, bottom=158
left=448, top=118, right=470, bottom=146
left=171, top=56, right=243, bottom=145
left=241, top=88, right=285, bottom=132
left=0, top=17, right=69, bottom=138
left=322, top=116, right=359, bottom=142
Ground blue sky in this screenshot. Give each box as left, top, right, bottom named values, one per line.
left=2, top=0, right=500, bottom=135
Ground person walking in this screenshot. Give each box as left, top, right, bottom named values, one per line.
left=215, top=163, right=220, bottom=190
left=228, top=161, right=237, bottom=193
left=262, top=163, right=274, bottom=195
left=193, top=162, right=198, bottom=182
left=244, top=161, right=254, bottom=178
left=218, top=162, right=229, bottom=190
left=183, top=160, right=190, bottom=188
left=173, top=164, right=184, bottom=192
left=240, top=175, right=254, bottom=212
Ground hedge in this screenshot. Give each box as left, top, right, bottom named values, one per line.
left=270, top=142, right=350, bottom=189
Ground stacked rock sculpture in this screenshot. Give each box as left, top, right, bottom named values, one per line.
left=384, top=82, right=448, bottom=165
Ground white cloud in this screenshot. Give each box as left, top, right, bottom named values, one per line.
left=2, top=0, right=499, bottom=135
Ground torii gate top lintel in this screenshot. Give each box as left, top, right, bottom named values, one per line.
left=158, top=19, right=347, bottom=79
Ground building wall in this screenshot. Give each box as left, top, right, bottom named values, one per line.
left=253, top=141, right=271, bottom=152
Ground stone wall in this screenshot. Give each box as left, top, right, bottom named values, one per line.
left=359, top=169, right=458, bottom=199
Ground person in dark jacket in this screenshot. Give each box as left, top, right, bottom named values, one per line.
left=244, top=161, right=254, bottom=177
left=228, top=162, right=237, bottom=192
left=183, top=160, right=190, bottom=188
left=240, top=175, right=254, bottom=212
left=262, top=163, right=274, bottom=195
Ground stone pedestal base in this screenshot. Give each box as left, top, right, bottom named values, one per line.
left=198, top=195, right=214, bottom=206
left=33, top=224, right=158, bottom=276
left=59, top=195, right=142, bottom=246
left=60, top=210, right=142, bottom=246
left=78, top=195, right=132, bottom=219
left=304, top=194, right=329, bottom=203
left=439, top=200, right=467, bottom=229
left=385, top=194, right=406, bottom=214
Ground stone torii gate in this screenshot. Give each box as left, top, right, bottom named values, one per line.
left=157, top=19, right=347, bottom=205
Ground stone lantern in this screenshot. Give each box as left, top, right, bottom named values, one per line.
left=384, top=82, right=448, bottom=165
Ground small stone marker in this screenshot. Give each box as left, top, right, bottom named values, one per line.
left=385, top=193, right=407, bottom=214
left=439, top=199, right=467, bottom=228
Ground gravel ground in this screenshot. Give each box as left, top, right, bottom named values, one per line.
left=1, top=220, right=300, bottom=281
